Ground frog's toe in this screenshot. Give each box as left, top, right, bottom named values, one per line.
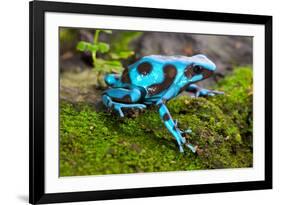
left=181, top=136, right=186, bottom=144
left=184, top=129, right=192, bottom=134
left=136, top=104, right=147, bottom=110
left=195, top=91, right=201, bottom=98
left=114, top=105, right=125, bottom=117
left=185, top=143, right=197, bottom=153
left=179, top=145, right=185, bottom=153
left=179, top=128, right=192, bottom=134
left=196, top=89, right=224, bottom=97
left=102, top=95, right=113, bottom=107
left=211, top=90, right=224, bottom=95
left=197, top=89, right=211, bottom=97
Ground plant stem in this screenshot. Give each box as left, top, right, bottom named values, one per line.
left=92, top=30, right=100, bottom=67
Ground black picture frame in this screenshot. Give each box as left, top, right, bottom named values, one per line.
left=29, top=0, right=272, bottom=204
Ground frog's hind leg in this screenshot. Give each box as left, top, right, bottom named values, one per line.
left=157, top=101, right=196, bottom=153
left=102, top=87, right=146, bottom=117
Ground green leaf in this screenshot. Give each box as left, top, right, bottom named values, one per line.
left=97, top=42, right=110, bottom=53
left=110, top=51, right=134, bottom=59
left=76, top=41, right=88, bottom=51
left=104, top=60, right=122, bottom=66
left=76, top=41, right=98, bottom=53
left=95, top=58, right=124, bottom=73
left=100, top=30, right=112, bottom=34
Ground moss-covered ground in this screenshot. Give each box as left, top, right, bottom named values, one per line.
left=60, top=67, right=253, bottom=176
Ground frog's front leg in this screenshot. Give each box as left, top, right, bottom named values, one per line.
left=104, top=74, right=121, bottom=87
left=187, top=84, right=224, bottom=97
left=102, top=87, right=146, bottom=117
left=157, top=100, right=196, bottom=153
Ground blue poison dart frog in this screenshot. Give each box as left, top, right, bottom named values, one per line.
left=102, top=55, right=224, bottom=153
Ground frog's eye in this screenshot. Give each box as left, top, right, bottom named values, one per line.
left=193, top=65, right=203, bottom=74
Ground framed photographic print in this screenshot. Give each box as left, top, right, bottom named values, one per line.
left=29, top=0, right=272, bottom=204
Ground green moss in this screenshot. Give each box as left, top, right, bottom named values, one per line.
left=60, top=67, right=253, bottom=176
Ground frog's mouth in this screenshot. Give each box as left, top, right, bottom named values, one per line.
left=202, top=69, right=214, bottom=79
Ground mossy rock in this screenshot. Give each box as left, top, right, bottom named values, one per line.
left=60, top=67, right=253, bottom=176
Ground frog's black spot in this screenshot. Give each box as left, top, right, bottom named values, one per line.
left=163, top=113, right=170, bottom=121
left=121, top=68, right=131, bottom=84
left=173, top=126, right=177, bottom=132
left=122, top=95, right=132, bottom=103
left=112, top=94, right=132, bottom=103
left=147, top=64, right=177, bottom=96
left=137, top=62, right=152, bottom=75
left=185, top=64, right=213, bottom=79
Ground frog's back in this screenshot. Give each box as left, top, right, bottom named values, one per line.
left=122, top=55, right=191, bottom=96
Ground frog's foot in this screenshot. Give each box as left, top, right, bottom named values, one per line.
left=174, top=120, right=192, bottom=134
left=173, top=120, right=196, bottom=152
left=195, top=89, right=224, bottom=98
left=102, top=95, right=146, bottom=117
left=157, top=101, right=195, bottom=153
left=102, top=87, right=146, bottom=117
left=185, top=143, right=197, bottom=153
left=186, top=84, right=224, bottom=98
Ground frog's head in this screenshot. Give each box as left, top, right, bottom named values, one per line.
left=185, top=54, right=216, bottom=83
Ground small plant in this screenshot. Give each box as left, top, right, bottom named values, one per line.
left=76, top=29, right=142, bottom=87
